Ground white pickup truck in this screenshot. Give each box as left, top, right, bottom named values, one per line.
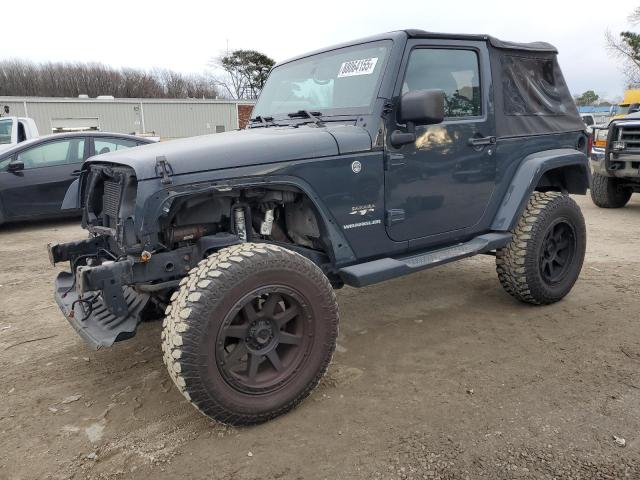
left=0, top=116, right=39, bottom=152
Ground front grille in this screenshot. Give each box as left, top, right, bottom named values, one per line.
left=619, top=125, right=640, bottom=150
left=102, top=180, right=122, bottom=219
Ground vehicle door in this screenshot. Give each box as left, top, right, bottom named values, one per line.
left=384, top=40, right=496, bottom=242
left=0, top=137, right=87, bottom=218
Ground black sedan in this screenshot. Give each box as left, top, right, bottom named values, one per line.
left=0, top=132, right=155, bottom=225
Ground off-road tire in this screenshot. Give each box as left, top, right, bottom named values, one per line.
left=590, top=173, right=632, bottom=208
left=161, top=242, right=339, bottom=425
left=496, top=192, right=586, bottom=305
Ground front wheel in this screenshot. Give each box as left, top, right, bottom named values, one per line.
left=161, top=243, right=339, bottom=425
left=496, top=192, right=586, bottom=305
left=590, top=172, right=632, bottom=208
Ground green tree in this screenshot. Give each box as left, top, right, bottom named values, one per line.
left=212, top=50, right=275, bottom=99
left=574, top=90, right=600, bottom=106
left=606, top=7, right=640, bottom=85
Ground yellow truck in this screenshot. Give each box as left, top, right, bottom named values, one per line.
left=612, top=89, right=640, bottom=119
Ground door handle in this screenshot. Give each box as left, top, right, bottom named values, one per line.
left=468, top=136, right=496, bottom=147
left=71, top=170, right=81, bottom=177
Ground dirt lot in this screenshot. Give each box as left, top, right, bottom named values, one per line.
left=1, top=195, right=640, bottom=479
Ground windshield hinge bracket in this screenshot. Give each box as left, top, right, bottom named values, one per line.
left=155, top=156, right=173, bottom=185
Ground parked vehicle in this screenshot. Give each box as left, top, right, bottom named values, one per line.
left=0, top=132, right=155, bottom=225
left=0, top=116, right=40, bottom=152
left=590, top=113, right=640, bottom=207
left=49, top=30, right=589, bottom=426
left=580, top=113, right=596, bottom=133
left=607, top=89, right=640, bottom=121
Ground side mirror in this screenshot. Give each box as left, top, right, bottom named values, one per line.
left=391, top=89, right=445, bottom=147
left=7, top=160, right=24, bottom=172
left=399, top=89, right=445, bottom=125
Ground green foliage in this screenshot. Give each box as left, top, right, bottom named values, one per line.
left=574, top=90, right=599, bottom=106
left=620, top=31, right=640, bottom=63
left=219, top=50, right=275, bottom=99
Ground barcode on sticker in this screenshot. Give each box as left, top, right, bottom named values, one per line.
left=337, top=57, right=378, bottom=77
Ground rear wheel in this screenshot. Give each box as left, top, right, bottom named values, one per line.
left=496, top=192, right=586, bottom=305
left=590, top=172, right=632, bottom=208
left=161, top=242, right=338, bottom=425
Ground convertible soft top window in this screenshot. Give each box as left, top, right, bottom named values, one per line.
left=490, top=48, right=583, bottom=136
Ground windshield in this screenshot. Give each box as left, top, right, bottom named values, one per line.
left=618, top=104, right=640, bottom=116
left=0, top=118, right=13, bottom=144
left=252, top=40, right=391, bottom=119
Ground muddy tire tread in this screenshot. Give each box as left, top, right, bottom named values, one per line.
left=496, top=191, right=585, bottom=305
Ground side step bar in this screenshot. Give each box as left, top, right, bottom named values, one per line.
left=338, top=233, right=512, bottom=287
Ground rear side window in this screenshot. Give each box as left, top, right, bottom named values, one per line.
left=403, top=48, right=481, bottom=118
left=501, top=55, right=568, bottom=116
left=94, top=137, right=138, bottom=155
left=17, top=138, right=85, bottom=169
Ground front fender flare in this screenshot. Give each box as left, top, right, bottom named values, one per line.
left=139, top=174, right=357, bottom=265
left=61, top=178, right=81, bottom=210
left=491, top=148, right=589, bottom=231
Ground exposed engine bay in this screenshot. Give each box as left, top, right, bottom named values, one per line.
left=80, top=164, right=327, bottom=259
left=160, top=187, right=325, bottom=253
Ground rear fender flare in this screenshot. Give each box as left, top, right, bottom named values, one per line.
left=491, top=148, right=589, bottom=231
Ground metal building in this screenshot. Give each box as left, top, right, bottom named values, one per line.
left=0, top=97, right=255, bottom=139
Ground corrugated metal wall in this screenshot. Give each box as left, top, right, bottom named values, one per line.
left=0, top=98, right=255, bottom=139
left=142, top=102, right=239, bottom=137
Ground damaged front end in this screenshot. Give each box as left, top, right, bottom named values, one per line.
left=50, top=162, right=334, bottom=350
left=50, top=233, right=237, bottom=349
left=50, top=163, right=241, bottom=349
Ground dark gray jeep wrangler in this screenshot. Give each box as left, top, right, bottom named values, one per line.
left=49, top=30, right=590, bottom=425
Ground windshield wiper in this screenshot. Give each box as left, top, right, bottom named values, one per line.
left=249, top=115, right=276, bottom=127
left=287, top=110, right=325, bottom=127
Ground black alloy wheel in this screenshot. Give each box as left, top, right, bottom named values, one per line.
left=539, top=219, right=577, bottom=285
left=217, top=287, right=313, bottom=394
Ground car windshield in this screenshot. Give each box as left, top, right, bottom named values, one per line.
left=252, top=40, right=391, bottom=119
left=0, top=118, right=12, bottom=144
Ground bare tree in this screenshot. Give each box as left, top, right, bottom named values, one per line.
left=606, top=7, right=640, bottom=86
left=0, top=60, right=219, bottom=99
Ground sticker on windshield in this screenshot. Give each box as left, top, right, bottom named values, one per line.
left=337, top=57, right=378, bottom=78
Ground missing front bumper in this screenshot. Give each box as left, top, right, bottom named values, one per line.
left=54, top=271, right=150, bottom=350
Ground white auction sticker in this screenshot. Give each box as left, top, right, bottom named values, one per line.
left=337, top=57, right=378, bottom=78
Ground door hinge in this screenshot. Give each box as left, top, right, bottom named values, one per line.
left=155, top=156, right=173, bottom=185
left=385, top=209, right=405, bottom=226
left=384, top=153, right=406, bottom=170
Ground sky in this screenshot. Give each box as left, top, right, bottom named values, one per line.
left=1, top=0, right=637, bottom=100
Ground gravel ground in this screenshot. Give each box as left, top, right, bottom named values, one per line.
left=1, top=195, right=639, bottom=479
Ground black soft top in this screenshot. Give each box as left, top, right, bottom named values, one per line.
left=278, top=30, right=583, bottom=138
left=405, top=29, right=558, bottom=53
left=406, top=29, right=582, bottom=137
